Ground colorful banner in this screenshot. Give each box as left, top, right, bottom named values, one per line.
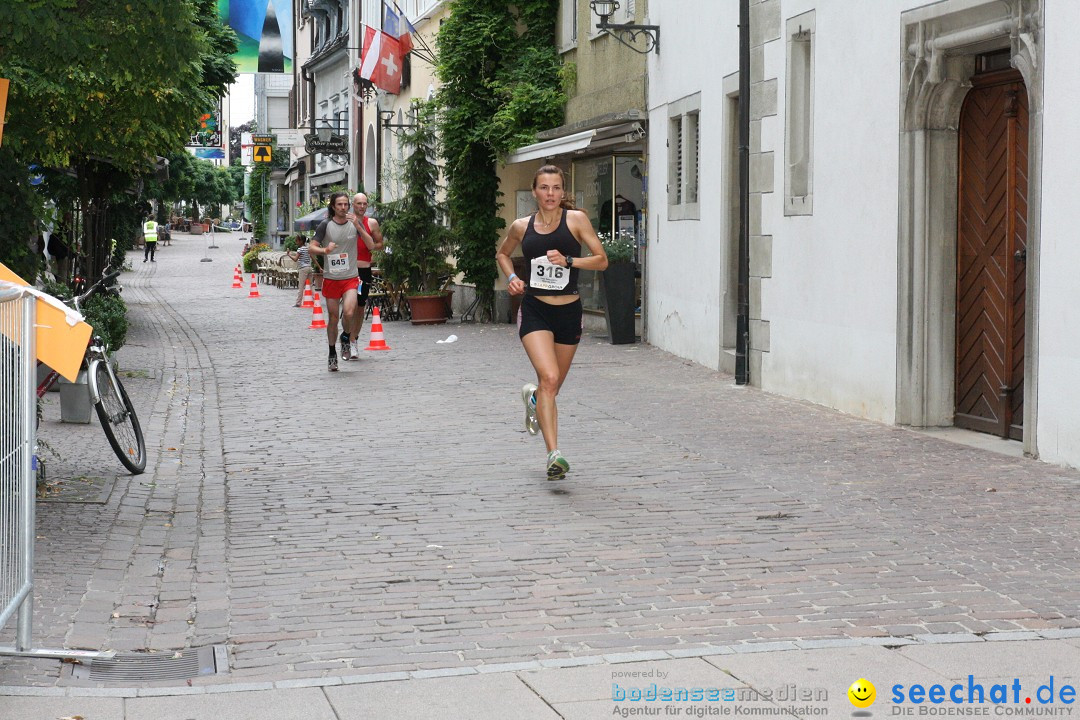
left=187, top=101, right=224, bottom=149
left=219, top=0, right=294, bottom=74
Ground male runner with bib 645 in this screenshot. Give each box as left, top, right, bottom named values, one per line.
left=308, top=192, right=374, bottom=371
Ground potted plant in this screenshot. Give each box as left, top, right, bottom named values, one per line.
left=242, top=242, right=270, bottom=274
left=375, top=102, right=454, bottom=325
left=599, top=232, right=637, bottom=344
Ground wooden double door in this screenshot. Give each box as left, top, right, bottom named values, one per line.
left=955, top=69, right=1028, bottom=440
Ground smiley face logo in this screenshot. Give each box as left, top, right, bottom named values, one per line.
left=848, top=678, right=876, bottom=708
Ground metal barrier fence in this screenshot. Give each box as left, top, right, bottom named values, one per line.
left=0, top=282, right=35, bottom=649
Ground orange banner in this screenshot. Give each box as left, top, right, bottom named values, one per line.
left=0, top=78, right=9, bottom=147
left=0, top=262, right=92, bottom=382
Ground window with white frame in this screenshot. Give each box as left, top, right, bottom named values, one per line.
left=559, top=0, right=577, bottom=52
left=784, top=10, right=814, bottom=216
left=668, top=93, right=701, bottom=220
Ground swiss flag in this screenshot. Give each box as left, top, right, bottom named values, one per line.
left=360, top=26, right=403, bottom=94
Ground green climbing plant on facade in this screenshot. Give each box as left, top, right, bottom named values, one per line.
left=436, top=0, right=565, bottom=319
left=246, top=146, right=288, bottom=243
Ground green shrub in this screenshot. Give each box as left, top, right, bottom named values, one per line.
left=242, top=242, right=270, bottom=273
left=82, top=292, right=129, bottom=352
left=600, top=233, right=634, bottom=264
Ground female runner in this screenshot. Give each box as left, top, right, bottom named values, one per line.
left=496, top=165, right=608, bottom=479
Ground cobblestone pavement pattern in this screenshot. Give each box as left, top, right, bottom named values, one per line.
left=2, top=235, right=1079, bottom=688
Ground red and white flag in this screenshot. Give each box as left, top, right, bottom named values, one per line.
left=360, top=26, right=403, bottom=94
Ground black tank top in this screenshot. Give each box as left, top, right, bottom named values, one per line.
left=521, top=209, right=580, bottom=296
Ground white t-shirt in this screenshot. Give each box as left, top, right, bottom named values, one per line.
left=313, top=218, right=359, bottom=280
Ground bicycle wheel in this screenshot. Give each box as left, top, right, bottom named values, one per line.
left=90, top=361, right=147, bottom=474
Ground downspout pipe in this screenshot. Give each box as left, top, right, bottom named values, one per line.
left=376, top=102, right=383, bottom=200
left=735, top=0, right=751, bottom=385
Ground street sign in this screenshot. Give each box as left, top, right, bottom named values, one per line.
left=271, top=129, right=305, bottom=147
left=253, top=145, right=272, bottom=163
left=240, top=132, right=253, bottom=167
left=304, top=133, right=349, bottom=155
left=251, top=134, right=274, bottom=145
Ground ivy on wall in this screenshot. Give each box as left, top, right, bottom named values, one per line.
left=436, top=0, right=565, bottom=319
left=246, top=146, right=288, bottom=243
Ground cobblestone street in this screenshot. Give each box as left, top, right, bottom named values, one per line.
left=3, top=235, right=1080, bottom=688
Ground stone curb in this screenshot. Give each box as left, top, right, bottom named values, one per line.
left=3, top=631, right=1075, bottom=699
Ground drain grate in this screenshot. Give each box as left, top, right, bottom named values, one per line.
left=65, top=645, right=228, bottom=685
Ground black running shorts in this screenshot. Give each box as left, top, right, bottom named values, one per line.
left=518, top=294, right=582, bottom=345
left=358, top=266, right=373, bottom=308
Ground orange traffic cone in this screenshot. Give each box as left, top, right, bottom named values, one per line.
left=364, top=306, right=391, bottom=351
left=247, top=273, right=261, bottom=298
left=301, top=278, right=314, bottom=308
left=231, top=265, right=243, bottom=288
left=309, top=292, right=327, bottom=329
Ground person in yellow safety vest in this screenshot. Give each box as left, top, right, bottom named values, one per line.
left=143, top=219, right=158, bottom=263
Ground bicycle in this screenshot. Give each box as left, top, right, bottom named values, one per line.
left=36, top=265, right=147, bottom=475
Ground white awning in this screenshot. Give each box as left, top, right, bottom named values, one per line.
left=506, top=122, right=646, bottom=165
left=309, top=169, right=347, bottom=187
left=506, top=129, right=596, bottom=165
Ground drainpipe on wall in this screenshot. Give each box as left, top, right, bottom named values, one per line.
left=735, top=0, right=751, bottom=385
left=375, top=101, right=383, bottom=200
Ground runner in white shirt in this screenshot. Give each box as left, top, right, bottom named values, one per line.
left=308, top=192, right=361, bottom=371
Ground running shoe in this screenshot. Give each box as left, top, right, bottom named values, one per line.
left=349, top=341, right=360, bottom=359
left=328, top=353, right=339, bottom=372
left=522, top=383, right=539, bottom=435
left=546, top=449, right=569, bottom=480
left=340, top=332, right=350, bottom=360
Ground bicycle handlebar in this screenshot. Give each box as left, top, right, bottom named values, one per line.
left=73, top=266, right=121, bottom=312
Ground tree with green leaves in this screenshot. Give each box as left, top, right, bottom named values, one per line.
left=0, top=0, right=236, bottom=281
left=377, top=102, right=452, bottom=294
left=246, top=146, right=289, bottom=243
left=144, top=151, right=239, bottom=223
left=436, top=0, right=565, bottom=320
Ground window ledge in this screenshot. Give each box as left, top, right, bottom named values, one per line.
left=783, top=195, right=813, bottom=216
left=668, top=203, right=701, bottom=221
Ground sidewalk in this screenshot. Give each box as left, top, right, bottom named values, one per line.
left=3, top=234, right=1080, bottom=718
left=3, top=635, right=1080, bottom=718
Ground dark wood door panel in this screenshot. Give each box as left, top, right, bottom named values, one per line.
left=956, top=71, right=1027, bottom=439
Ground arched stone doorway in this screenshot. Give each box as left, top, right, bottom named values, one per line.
left=895, top=0, right=1042, bottom=454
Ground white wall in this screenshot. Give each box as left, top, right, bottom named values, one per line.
left=646, top=1, right=738, bottom=371
left=313, top=57, right=350, bottom=178
left=1033, top=0, right=1080, bottom=467
left=649, top=0, right=1080, bottom=467
left=758, top=1, right=902, bottom=422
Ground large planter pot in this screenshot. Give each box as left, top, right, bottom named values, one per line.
left=600, top=262, right=637, bottom=345
left=407, top=291, right=452, bottom=325
left=59, top=370, right=93, bottom=424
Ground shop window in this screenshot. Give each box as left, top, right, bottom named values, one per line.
left=668, top=93, right=701, bottom=220
left=785, top=10, right=814, bottom=216
left=572, top=155, right=645, bottom=314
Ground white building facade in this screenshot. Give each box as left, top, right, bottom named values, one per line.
left=305, top=0, right=354, bottom=199
left=648, top=0, right=1080, bottom=468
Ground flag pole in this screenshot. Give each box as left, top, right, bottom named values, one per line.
left=380, top=0, right=437, bottom=65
